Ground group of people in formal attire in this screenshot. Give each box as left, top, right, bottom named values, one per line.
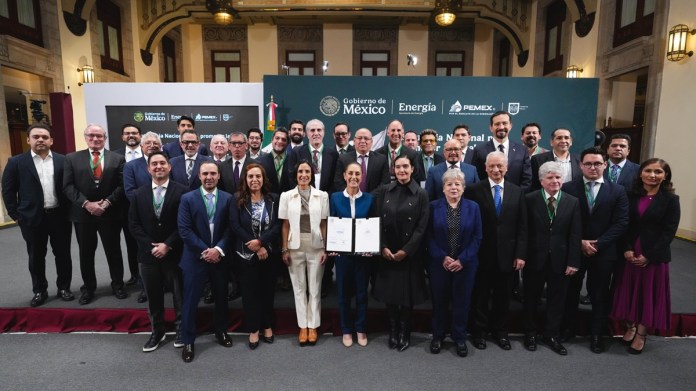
left=1, top=110, right=680, bottom=362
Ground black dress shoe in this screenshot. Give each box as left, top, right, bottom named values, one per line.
left=560, top=329, right=575, bottom=343
left=143, top=331, right=166, bottom=352
left=173, top=330, right=184, bottom=348
left=495, top=336, right=512, bottom=351
left=579, top=295, right=592, bottom=305
left=125, top=276, right=138, bottom=286
left=30, top=292, right=48, bottom=307
left=456, top=341, right=468, bottom=357
left=472, top=335, right=487, bottom=350
left=137, top=291, right=148, bottom=303
left=430, top=338, right=442, bottom=354
left=248, top=340, right=260, bottom=350
left=590, top=335, right=604, bottom=354
left=262, top=334, right=275, bottom=344
left=113, top=287, right=128, bottom=300
left=182, top=344, right=195, bottom=363
left=56, top=289, right=75, bottom=301
left=524, top=334, right=537, bottom=351
left=542, top=336, right=568, bottom=356
left=215, top=332, right=233, bottom=347
left=78, top=291, right=95, bottom=305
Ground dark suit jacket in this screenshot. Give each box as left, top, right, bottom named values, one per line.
left=128, top=181, right=188, bottom=264
left=286, top=144, right=339, bottom=192
left=218, top=157, right=253, bottom=195
left=163, top=140, right=208, bottom=159
left=229, top=193, right=281, bottom=258
left=604, top=160, right=640, bottom=192
left=333, top=151, right=390, bottom=192
left=415, top=152, right=445, bottom=182
left=2, top=151, right=70, bottom=226
left=464, top=180, right=528, bottom=272
left=123, top=157, right=151, bottom=202
left=530, top=151, right=582, bottom=191
left=336, top=144, right=355, bottom=154
left=170, top=154, right=214, bottom=191
left=525, top=189, right=581, bottom=273
left=461, top=147, right=474, bottom=165
left=623, top=190, right=680, bottom=263
left=257, top=152, right=293, bottom=194
left=562, top=179, right=628, bottom=262
left=472, top=140, right=531, bottom=189
left=246, top=150, right=268, bottom=161
left=63, top=149, right=125, bottom=222
left=426, top=197, right=482, bottom=264
left=177, top=187, right=233, bottom=269
left=425, top=162, right=479, bottom=200
left=374, top=144, right=421, bottom=182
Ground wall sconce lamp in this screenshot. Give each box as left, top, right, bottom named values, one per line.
left=77, top=65, right=95, bottom=86
left=434, top=1, right=457, bottom=27
left=321, top=60, right=329, bottom=73
left=566, top=65, right=583, bottom=78
left=667, top=24, right=696, bottom=62
left=280, top=64, right=290, bottom=75
left=407, top=54, right=418, bottom=67
left=206, top=0, right=235, bottom=25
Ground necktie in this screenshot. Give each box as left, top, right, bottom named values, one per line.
left=610, top=165, right=620, bottom=183
left=450, top=164, right=457, bottom=170
left=339, top=148, right=345, bottom=154
left=154, top=186, right=164, bottom=218
left=359, top=155, right=368, bottom=192
left=205, top=193, right=215, bottom=223
left=586, top=181, right=596, bottom=209
left=274, top=154, right=283, bottom=181
left=493, top=185, right=502, bottom=216
left=91, top=151, right=102, bottom=180
left=390, top=149, right=396, bottom=175
left=498, top=144, right=505, bottom=153
left=425, top=156, right=432, bottom=173
left=548, top=196, right=556, bottom=219
left=186, top=159, right=193, bottom=183
left=234, top=161, right=240, bottom=187
left=312, top=150, right=320, bottom=174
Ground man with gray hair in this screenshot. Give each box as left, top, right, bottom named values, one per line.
left=522, top=161, right=581, bottom=356
left=209, top=134, right=229, bottom=162
left=219, top=132, right=250, bottom=195
left=287, top=118, right=339, bottom=192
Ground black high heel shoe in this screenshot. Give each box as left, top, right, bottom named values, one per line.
left=622, top=323, right=637, bottom=345
left=628, top=332, right=647, bottom=355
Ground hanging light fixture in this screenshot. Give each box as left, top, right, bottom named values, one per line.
left=667, top=24, right=696, bottom=62
left=206, top=0, right=235, bottom=25
left=434, top=1, right=456, bottom=27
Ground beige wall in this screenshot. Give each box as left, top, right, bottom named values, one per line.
left=323, top=24, right=353, bottom=76
left=654, top=3, right=696, bottom=239
left=248, top=24, right=278, bottom=82
left=568, top=4, right=600, bottom=78
left=181, top=24, right=204, bottom=82
left=130, top=1, right=160, bottom=82
left=512, top=0, right=536, bottom=77
left=473, top=24, right=494, bottom=76
left=397, top=25, right=428, bottom=76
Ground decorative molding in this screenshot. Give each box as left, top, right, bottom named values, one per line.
left=203, top=26, right=247, bottom=41
left=0, top=36, right=8, bottom=61
left=429, top=27, right=473, bottom=42
left=354, top=26, right=398, bottom=43
left=517, top=49, right=528, bottom=67
left=278, top=26, right=322, bottom=42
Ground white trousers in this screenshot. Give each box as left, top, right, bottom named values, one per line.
left=288, top=233, right=325, bottom=328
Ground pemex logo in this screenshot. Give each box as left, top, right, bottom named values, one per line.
left=133, top=112, right=144, bottom=122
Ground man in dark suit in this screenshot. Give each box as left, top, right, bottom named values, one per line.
left=170, top=130, right=213, bottom=191
left=426, top=139, right=479, bottom=200
left=2, top=124, right=74, bottom=307
left=123, top=132, right=162, bottom=202
left=129, top=151, right=188, bottom=352
left=286, top=118, right=339, bottom=193
left=560, top=147, right=628, bottom=353
left=523, top=161, right=581, bottom=355
left=63, top=124, right=127, bottom=305
left=403, top=130, right=419, bottom=150
left=374, top=119, right=420, bottom=182
left=452, top=124, right=474, bottom=164
left=604, top=133, right=640, bottom=192
left=209, top=134, right=230, bottom=162
left=112, top=124, right=143, bottom=294
left=414, top=129, right=444, bottom=184
left=162, top=115, right=208, bottom=158
left=288, top=119, right=305, bottom=150
left=472, top=111, right=531, bottom=188
left=258, top=128, right=293, bottom=195
left=333, top=128, right=390, bottom=192
left=219, top=132, right=252, bottom=195
left=530, top=128, right=582, bottom=191
left=464, top=151, right=527, bottom=351
left=333, top=122, right=355, bottom=155
left=246, top=128, right=268, bottom=160
left=178, top=161, right=233, bottom=363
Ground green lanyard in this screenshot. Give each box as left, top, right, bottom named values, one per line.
left=200, top=188, right=218, bottom=222
left=542, top=190, right=562, bottom=222
left=152, top=186, right=165, bottom=211
left=274, top=152, right=286, bottom=180
left=89, top=151, right=104, bottom=171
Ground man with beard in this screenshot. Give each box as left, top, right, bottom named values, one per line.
left=425, top=139, right=479, bottom=200
left=452, top=124, right=473, bottom=164
left=163, top=116, right=208, bottom=158
left=472, top=111, right=531, bottom=189
left=521, top=123, right=548, bottom=157
left=246, top=128, right=267, bottom=160
left=604, top=134, right=640, bottom=192
left=530, top=128, right=582, bottom=191
left=170, top=130, right=214, bottom=191
left=258, top=128, right=293, bottom=194
left=375, top=119, right=419, bottom=181
left=288, top=120, right=305, bottom=151
left=209, top=134, right=229, bottom=162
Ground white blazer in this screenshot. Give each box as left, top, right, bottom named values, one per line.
left=279, top=186, right=329, bottom=250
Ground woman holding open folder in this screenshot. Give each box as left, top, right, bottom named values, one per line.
left=329, top=162, right=375, bottom=347
left=372, top=153, right=429, bottom=352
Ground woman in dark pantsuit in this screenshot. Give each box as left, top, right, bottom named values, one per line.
left=372, top=153, right=429, bottom=352
left=427, top=169, right=482, bottom=357
left=229, top=163, right=281, bottom=349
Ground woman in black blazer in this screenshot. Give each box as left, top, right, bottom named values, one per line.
left=229, top=163, right=281, bottom=349
left=611, top=158, right=680, bottom=354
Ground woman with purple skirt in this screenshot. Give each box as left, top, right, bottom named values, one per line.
left=610, top=158, right=680, bottom=354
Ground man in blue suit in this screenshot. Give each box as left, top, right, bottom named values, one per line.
left=471, top=111, right=531, bottom=189
left=561, top=147, right=628, bottom=353
left=170, top=130, right=213, bottom=191
left=178, top=161, right=233, bottom=363
left=2, top=125, right=74, bottom=306
left=604, top=134, right=640, bottom=192
left=162, top=115, right=208, bottom=158
left=426, top=139, right=479, bottom=200
left=123, top=132, right=162, bottom=202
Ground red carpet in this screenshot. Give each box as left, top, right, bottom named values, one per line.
left=1, top=307, right=694, bottom=336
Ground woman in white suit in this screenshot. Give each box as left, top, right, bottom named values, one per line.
left=279, top=160, right=329, bottom=347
